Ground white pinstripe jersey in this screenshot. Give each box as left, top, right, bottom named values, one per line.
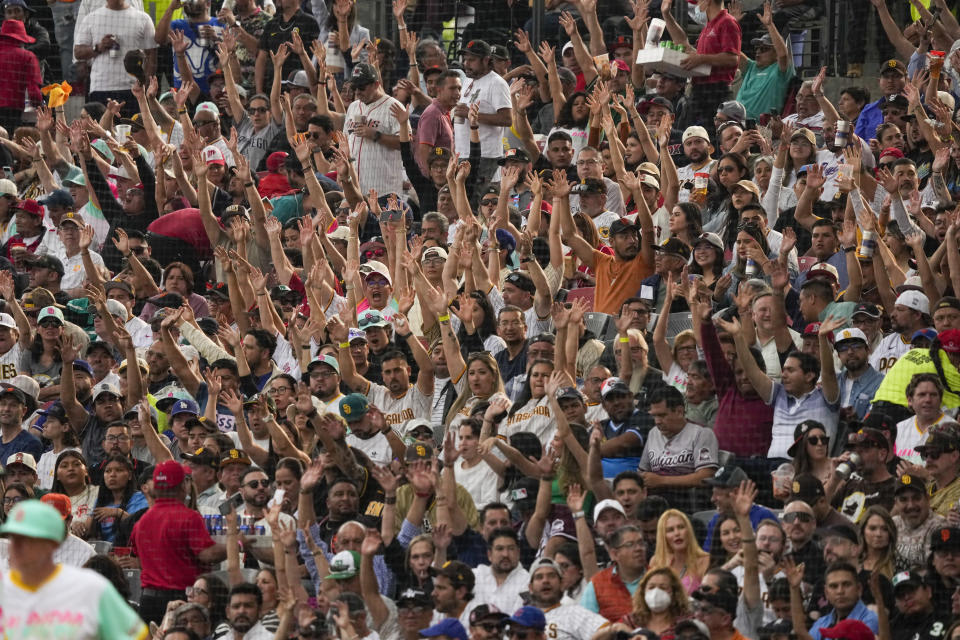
left=345, top=95, right=404, bottom=196
left=542, top=602, right=609, bottom=640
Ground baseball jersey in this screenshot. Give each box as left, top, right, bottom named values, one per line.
left=62, top=251, right=105, bottom=290
left=895, top=413, right=951, bottom=464
left=869, top=332, right=911, bottom=375
left=639, top=421, right=719, bottom=476
left=345, top=95, right=404, bottom=195
left=0, top=563, right=147, bottom=639
left=453, top=70, right=511, bottom=158
left=502, top=395, right=555, bottom=444
left=0, top=343, right=22, bottom=381
left=586, top=210, right=622, bottom=246
left=677, top=159, right=717, bottom=203
left=543, top=603, right=609, bottom=640
left=365, top=382, right=431, bottom=432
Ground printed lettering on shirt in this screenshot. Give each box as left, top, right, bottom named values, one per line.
left=365, top=501, right=384, bottom=517
left=506, top=405, right=551, bottom=425
left=384, top=408, right=415, bottom=426
left=875, top=356, right=899, bottom=374
left=217, top=411, right=237, bottom=433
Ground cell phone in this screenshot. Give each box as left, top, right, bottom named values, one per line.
left=261, top=196, right=274, bottom=213
left=219, top=492, right=243, bottom=515
left=268, top=488, right=286, bottom=509
left=2, top=166, right=11, bottom=180
left=744, top=118, right=757, bottom=131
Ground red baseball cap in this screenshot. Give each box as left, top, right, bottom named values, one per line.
left=266, top=151, right=288, bottom=172
left=939, top=328, right=960, bottom=354
left=153, top=459, right=185, bottom=489
left=879, top=147, right=905, bottom=160
left=820, top=619, right=874, bottom=640
left=40, top=493, right=71, bottom=519
left=15, top=199, right=43, bottom=217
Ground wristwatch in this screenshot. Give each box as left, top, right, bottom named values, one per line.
left=373, top=130, right=382, bottom=142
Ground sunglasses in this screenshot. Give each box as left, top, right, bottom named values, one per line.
left=194, top=120, right=217, bottom=127
left=835, top=342, right=865, bottom=353
left=782, top=512, right=814, bottom=524
left=245, top=479, right=271, bottom=489
left=307, top=131, right=323, bottom=139
left=807, top=435, right=829, bottom=446
left=920, top=449, right=944, bottom=460
left=365, top=277, right=389, bottom=287
left=363, top=249, right=386, bottom=259
left=38, top=319, right=61, bottom=328
left=477, top=624, right=502, bottom=632
left=718, top=165, right=739, bottom=174
left=480, top=198, right=498, bottom=206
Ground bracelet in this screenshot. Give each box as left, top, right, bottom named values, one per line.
left=301, top=344, right=312, bottom=349
left=843, top=246, right=855, bottom=253
left=244, top=181, right=254, bottom=187
left=398, top=25, right=406, bottom=30
left=618, top=337, right=630, bottom=343
left=384, top=495, right=397, bottom=505
left=741, top=537, right=756, bottom=543
left=177, top=108, right=187, bottom=114
left=397, top=331, right=413, bottom=340
left=438, top=313, right=450, bottom=323
left=572, top=510, right=585, bottom=520
left=339, top=341, right=350, bottom=348
left=300, top=486, right=314, bottom=494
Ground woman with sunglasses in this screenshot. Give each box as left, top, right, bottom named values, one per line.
left=20, top=305, right=64, bottom=392
left=51, top=449, right=98, bottom=538
left=788, top=420, right=833, bottom=489
left=648, top=509, right=710, bottom=595
left=89, top=453, right=147, bottom=543
left=1, top=482, right=33, bottom=522
left=859, top=505, right=898, bottom=577
left=701, top=152, right=749, bottom=239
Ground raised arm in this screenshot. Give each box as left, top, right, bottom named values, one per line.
left=716, top=315, right=773, bottom=401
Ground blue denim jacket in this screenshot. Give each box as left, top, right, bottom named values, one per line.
left=838, top=366, right=884, bottom=420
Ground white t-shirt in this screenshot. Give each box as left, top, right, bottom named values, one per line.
left=869, top=332, right=912, bottom=376
left=126, top=316, right=153, bottom=349
left=586, top=210, right=622, bottom=246
left=0, top=563, right=147, bottom=639
left=74, top=6, right=157, bottom=92
left=454, top=71, right=511, bottom=158
left=502, top=395, right=555, bottom=444
left=346, top=431, right=392, bottom=466
left=454, top=458, right=500, bottom=510
left=345, top=95, right=404, bottom=195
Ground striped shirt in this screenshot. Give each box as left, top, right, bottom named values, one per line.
left=766, top=382, right=840, bottom=459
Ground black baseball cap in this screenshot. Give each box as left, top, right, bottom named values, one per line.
left=789, top=473, right=826, bottom=504
left=498, top=147, right=531, bottom=165
left=460, top=39, right=492, bottom=58
left=655, top=237, right=691, bottom=261
left=610, top=218, right=639, bottom=236
left=504, top=271, right=536, bottom=295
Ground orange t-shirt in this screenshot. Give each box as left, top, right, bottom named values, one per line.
left=592, top=249, right=653, bottom=314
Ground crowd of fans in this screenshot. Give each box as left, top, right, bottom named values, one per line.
left=0, top=0, right=960, bottom=638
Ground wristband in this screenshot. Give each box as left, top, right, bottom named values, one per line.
left=177, top=108, right=187, bottom=114
left=397, top=331, right=413, bottom=340
left=470, top=125, right=479, bottom=130
left=384, top=495, right=397, bottom=504
left=301, top=344, right=312, bottom=349
left=398, top=25, right=406, bottom=30
left=618, top=337, right=630, bottom=343
left=438, top=313, right=450, bottom=322
left=339, top=341, right=350, bottom=348
left=244, top=181, right=254, bottom=187
left=843, top=246, right=855, bottom=253
left=571, top=510, right=585, bottom=520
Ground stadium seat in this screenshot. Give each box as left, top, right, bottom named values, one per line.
left=565, top=287, right=596, bottom=311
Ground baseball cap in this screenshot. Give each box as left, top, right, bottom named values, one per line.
left=194, top=101, right=220, bottom=118
left=460, top=39, right=492, bottom=58
left=421, top=246, right=448, bottom=263
left=733, top=180, right=761, bottom=199
left=882, top=94, right=909, bottom=110
left=5, top=452, right=36, bottom=472
left=170, top=398, right=199, bottom=418
left=894, top=473, right=925, bottom=496
left=469, top=604, right=508, bottom=626
left=846, top=427, right=889, bottom=451
left=593, top=498, right=626, bottom=521
left=203, top=146, right=226, bottom=166
left=939, top=329, right=960, bottom=354
left=751, top=33, right=774, bottom=47
left=490, top=44, right=510, bottom=60
left=282, top=69, right=309, bottom=88
left=852, top=302, right=882, bottom=319
left=0, top=500, right=65, bottom=543
left=675, top=619, right=711, bottom=640
left=655, top=238, right=691, bottom=261
left=820, top=619, right=874, bottom=640
left=806, top=262, right=839, bottom=284
left=682, top=126, right=709, bottom=143
left=405, top=442, right=434, bottom=462
left=105, top=299, right=129, bottom=322
left=834, top=327, right=868, bottom=348
left=0, top=313, right=14, bottom=330
left=823, top=523, right=859, bottom=545
left=504, top=271, right=536, bottom=295
left=437, top=560, right=475, bottom=589
left=863, top=412, right=896, bottom=435
left=638, top=96, right=674, bottom=115
left=266, top=151, right=288, bottom=172
left=600, top=377, right=631, bottom=398
left=803, top=322, right=823, bottom=338
left=396, top=587, right=432, bottom=606
left=717, top=100, right=746, bottom=124
left=421, top=619, right=468, bottom=640
left=39, top=493, right=71, bottom=520
left=880, top=59, right=908, bottom=75
left=789, top=473, right=826, bottom=504
left=339, top=393, right=369, bottom=423
left=28, top=256, right=65, bottom=276
left=325, top=550, right=361, bottom=580
left=506, top=606, right=546, bottom=631
left=307, top=354, right=340, bottom=375
left=556, top=387, right=584, bottom=403
left=498, top=147, right=531, bottom=165
left=38, top=189, right=72, bottom=208
left=528, top=558, right=562, bottom=579
left=404, top=419, right=433, bottom=438
left=609, top=218, right=639, bottom=236
left=220, top=448, right=252, bottom=468
left=573, top=178, right=606, bottom=195
left=891, top=570, right=925, bottom=593
left=0, top=385, right=28, bottom=407
left=915, top=422, right=960, bottom=456
left=791, top=128, right=817, bottom=146
left=182, top=447, right=220, bottom=469
left=896, top=290, right=930, bottom=315
left=350, top=62, right=380, bottom=85
left=912, top=328, right=938, bottom=344
left=693, top=232, right=724, bottom=252
left=153, top=459, right=186, bottom=489
left=931, top=527, right=960, bottom=553
left=704, top=465, right=748, bottom=488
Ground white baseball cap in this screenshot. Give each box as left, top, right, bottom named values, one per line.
left=682, top=126, right=710, bottom=144
left=0, top=313, right=16, bottom=329
left=593, top=498, right=626, bottom=522
left=6, top=452, right=36, bottom=472
left=833, top=327, right=868, bottom=348
left=896, top=290, right=930, bottom=315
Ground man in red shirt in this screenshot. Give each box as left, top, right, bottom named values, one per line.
left=414, top=70, right=461, bottom=175
left=662, top=0, right=742, bottom=139
left=131, top=459, right=227, bottom=624
left=0, top=20, right=42, bottom=136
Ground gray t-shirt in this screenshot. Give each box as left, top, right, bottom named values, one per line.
left=638, top=421, right=719, bottom=476
left=237, top=113, right=283, bottom=174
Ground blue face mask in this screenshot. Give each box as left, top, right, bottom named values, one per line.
left=692, top=6, right=708, bottom=24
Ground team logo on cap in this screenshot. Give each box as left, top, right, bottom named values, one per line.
left=792, top=481, right=800, bottom=493
left=943, top=528, right=952, bottom=542
left=343, top=404, right=352, bottom=415
left=902, top=475, right=912, bottom=485
left=416, top=444, right=427, bottom=457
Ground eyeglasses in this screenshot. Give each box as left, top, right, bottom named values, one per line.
left=307, top=131, right=323, bottom=139
left=268, top=386, right=293, bottom=394
left=835, top=342, right=866, bottom=353
left=397, top=605, right=427, bottom=615
left=480, top=198, right=498, bottom=206
left=185, top=586, right=208, bottom=597
left=617, top=539, right=643, bottom=549
left=309, top=370, right=338, bottom=379
left=104, top=434, right=131, bottom=442
left=807, top=435, right=829, bottom=446
left=245, top=479, right=271, bottom=489
left=782, top=512, right=814, bottom=524
left=250, top=107, right=270, bottom=114
left=2, top=496, right=22, bottom=506
left=38, top=319, right=61, bottom=328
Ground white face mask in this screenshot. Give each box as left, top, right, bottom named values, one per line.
left=692, top=6, right=708, bottom=24
left=644, top=587, right=671, bottom=612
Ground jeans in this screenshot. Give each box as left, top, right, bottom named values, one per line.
left=50, top=1, right=80, bottom=83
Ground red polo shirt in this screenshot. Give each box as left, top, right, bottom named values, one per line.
left=131, top=498, right=216, bottom=589
left=695, top=9, right=741, bottom=85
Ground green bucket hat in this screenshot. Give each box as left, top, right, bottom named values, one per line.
left=324, top=550, right=360, bottom=580
left=0, top=500, right=66, bottom=543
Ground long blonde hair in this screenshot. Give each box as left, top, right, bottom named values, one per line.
left=649, top=509, right=709, bottom=580
left=629, top=566, right=691, bottom=626
left=444, top=352, right=506, bottom=426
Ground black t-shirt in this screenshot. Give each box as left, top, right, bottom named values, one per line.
left=258, top=11, right=320, bottom=88
left=890, top=611, right=950, bottom=640
left=832, top=476, right=896, bottom=522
